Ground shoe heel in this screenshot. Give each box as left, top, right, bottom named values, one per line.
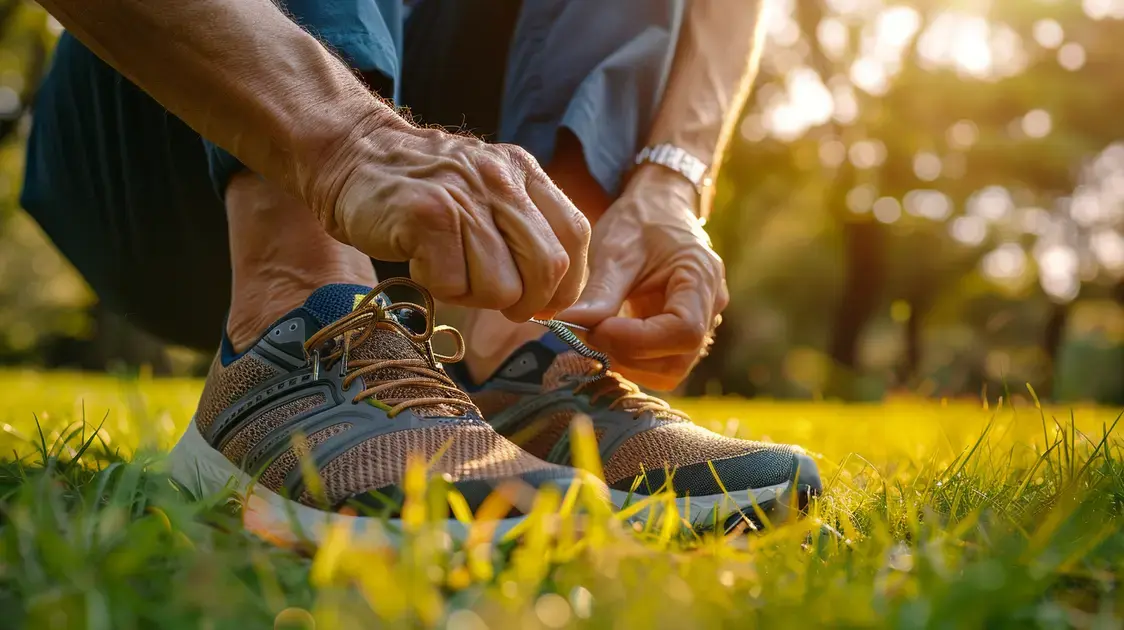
left=167, top=417, right=252, bottom=499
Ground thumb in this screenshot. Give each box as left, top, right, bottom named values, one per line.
left=558, top=254, right=635, bottom=327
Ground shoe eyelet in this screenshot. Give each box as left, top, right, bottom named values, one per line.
left=289, top=323, right=298, bottom=331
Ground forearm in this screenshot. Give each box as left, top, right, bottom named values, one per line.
left=39, top=0, right=407, bottom=209
left=639, top=0, right=770, bottom=215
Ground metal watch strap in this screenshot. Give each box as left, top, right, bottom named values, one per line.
left=634, top=143, right=713, bottom=192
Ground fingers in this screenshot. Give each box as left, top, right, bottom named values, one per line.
left=558, top=240, right=637, bottom=328
left=587, top=264, right=716, bottom=362
left=526, top=174, right=590, bottom=314
left=584, top=260, right=728, bottom=390
left=405, top=187, right=523, bottom=309
left=485, top=146, right=589, bottom=321
left=397, top=187, right=470, bottom=302
left=344, top=131, right=592, bottom=315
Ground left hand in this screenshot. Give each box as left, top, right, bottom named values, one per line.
left=559, top=165, right=729, bottom=391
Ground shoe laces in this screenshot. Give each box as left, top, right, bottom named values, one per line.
left=530, top=319, right=688, bottom=420
left=303, top=278, right=476, bottom=417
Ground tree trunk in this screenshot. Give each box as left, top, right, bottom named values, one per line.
left=828, top=219, right=887, bottom=372
left=1039, top=300, right=1071, bottom=400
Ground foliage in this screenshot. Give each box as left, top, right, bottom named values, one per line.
left=0, top=371, right=1122, bottom=628
left=699, top=0, right=1124, bottom=401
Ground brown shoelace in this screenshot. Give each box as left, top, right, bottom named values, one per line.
left=531, top=319, right=688, bottom=420
left=303, top=278, right=476, bottom=417
left=577, top=370, right=688, bottom=418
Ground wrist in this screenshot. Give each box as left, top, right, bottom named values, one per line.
left=622, top=163, right=705, bottom=217
left=296, top=99, right=413, bottom=229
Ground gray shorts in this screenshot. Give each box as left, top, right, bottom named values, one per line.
left=20, top=0, right=684, bottom=350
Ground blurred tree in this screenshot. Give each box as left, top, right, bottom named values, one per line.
left=695, top=0, right=1124, bottom=402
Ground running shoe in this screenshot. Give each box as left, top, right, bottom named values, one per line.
left=167, top=280, right=598, bottom=543
left=450, top=325, right=822, bottom=529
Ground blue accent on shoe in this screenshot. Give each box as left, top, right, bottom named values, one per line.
left=539, top=332, right=572, bottom=355
left=219, top=283, right=382, bottom=367
left=219, top=328, right=241, bottom=367
left=302, top=283, right=377, bottom=327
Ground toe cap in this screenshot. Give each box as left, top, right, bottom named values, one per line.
left=610, top=446, right=805, bottom=497
left=791, top=451, right=822, bottom=510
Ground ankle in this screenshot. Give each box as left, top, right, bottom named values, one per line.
left=226, top=264, right=374, bottom=351
left=224, top=172, right=376, bottom=352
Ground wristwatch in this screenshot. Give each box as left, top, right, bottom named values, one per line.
left=634, top=143, right=714, bottom=193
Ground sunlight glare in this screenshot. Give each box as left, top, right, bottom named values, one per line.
left=968, top=186, right=1015, bottom=222
left=873, top=197, right=902, bottom=224
left=982, top=243, right=1028, bottom=281
left=1021, top=109, right=1053, bottom=139
left=905, top=190, right=953, bottom=221
left=1058, top=43, right=1087, bottom=71
left=850, top=56, right=889, bottom=95
left=913, top=152, right=943, bottom=181
left=817, top=18, right=849, bottom=61
left=1091, top=229, right=1124, bottom=272
left=1036, top=244, right=1081, bottom=301
left=951, top=16, right=993, bottom=77
left=950, top=216, right=988, bottom=246
left=1033, top=19, right=1065, bottom=49
left=1083, top=0, right=1124, bottom=20
left=875, top=6, right=922, bottom=54
left=788, top=68, right=835, bottom=127
left=847, top=184, right=877, bottom=213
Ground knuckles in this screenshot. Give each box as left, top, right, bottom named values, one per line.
left=487, top=280, right=523, bottom=311
left=544, top=252, right=571, bottom=288
left=407, top=187, right=463, bottom=236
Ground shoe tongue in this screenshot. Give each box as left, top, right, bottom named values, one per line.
left=302, top=283, right=387, bottom=327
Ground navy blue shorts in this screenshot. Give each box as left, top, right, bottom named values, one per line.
left=21, top=0, right=683, bottom=350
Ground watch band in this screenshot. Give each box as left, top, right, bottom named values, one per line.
left=634, top=143, right=713, bottom=192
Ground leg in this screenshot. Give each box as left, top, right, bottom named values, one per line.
left=23, top=33, right=382, bottom=354
left=206, top=0, right=405, bottom=347
left=400, top=0, right=680, bottom=382
left=223, top=175, right=375, bottom=351
left=21, top=33, right=231, bottom=351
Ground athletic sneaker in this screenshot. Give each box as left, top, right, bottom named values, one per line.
left=450, top=328, right=822, bottom=529
left=167, top=280, right=598, bottom=543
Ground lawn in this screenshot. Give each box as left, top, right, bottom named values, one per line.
left=0, top=369, right=1121, bottom=629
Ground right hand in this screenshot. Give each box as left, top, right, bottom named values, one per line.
left=313, top=123, right=590, bottom=322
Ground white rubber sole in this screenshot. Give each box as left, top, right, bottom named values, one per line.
left=166, top=420, right=526, bottom=547
left=609, top=481, right=792, bottom=528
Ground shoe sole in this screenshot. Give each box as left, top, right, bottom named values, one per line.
left=166, top=418, right=526, bottom=547
left=608, top=481, right=795, bottom=528
left=607, top=450, right=823, bottom=531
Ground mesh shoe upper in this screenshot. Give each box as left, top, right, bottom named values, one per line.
left=193, top=282, right=582, bottom=513
left=456, top=333, right=817, bottom=497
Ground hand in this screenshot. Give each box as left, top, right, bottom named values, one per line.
left=312, top=121, right=590, bottom=322
left=560, top=165, right=729, bottom=391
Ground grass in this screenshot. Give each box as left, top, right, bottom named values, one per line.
left=0, top=369, right=1122, bottom=629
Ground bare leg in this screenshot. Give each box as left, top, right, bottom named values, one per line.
left=462, top=132, right=613, bottom=383
left=224, top=172, right=377, bottom=352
